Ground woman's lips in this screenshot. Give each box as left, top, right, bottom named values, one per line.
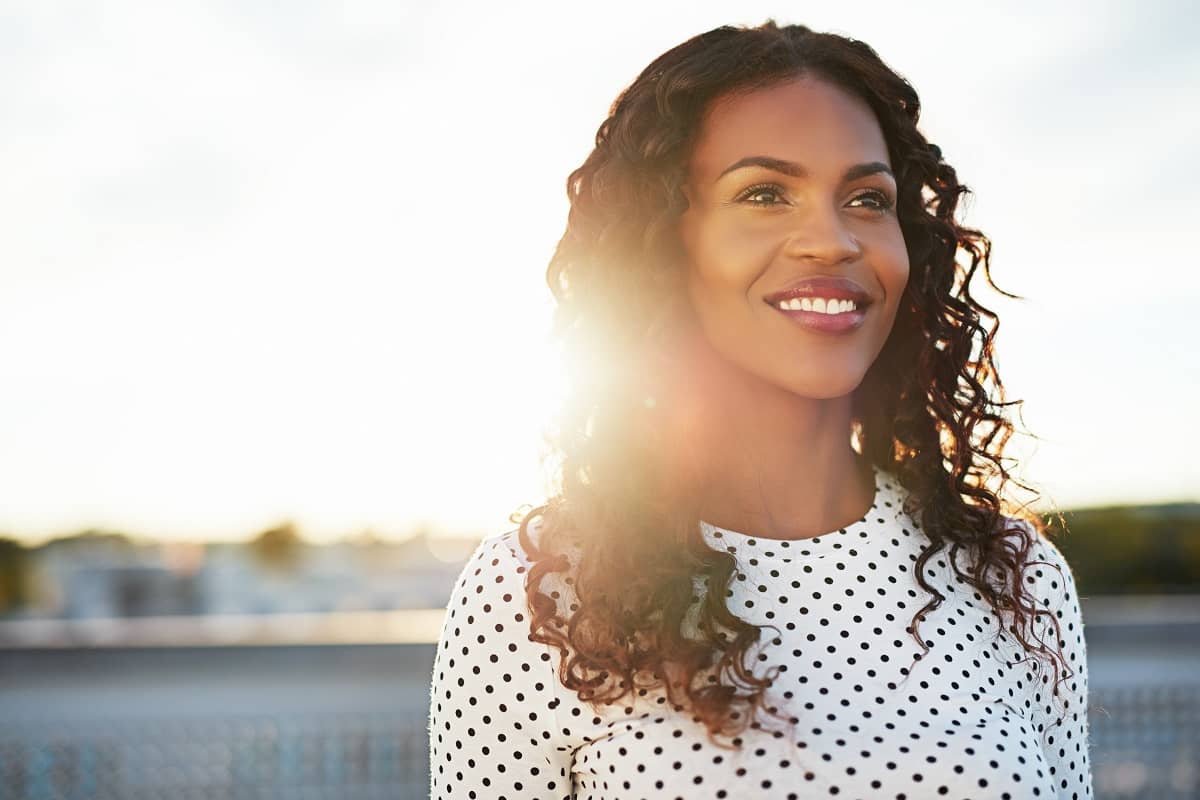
left=761, top=276, right=872, bottom=307
left=770, top=302, right=868, bottom=334
left=763, top=276, right=872, bottom=335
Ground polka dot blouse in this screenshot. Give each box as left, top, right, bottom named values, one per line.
left=429, top=466, right=1093, bottom=799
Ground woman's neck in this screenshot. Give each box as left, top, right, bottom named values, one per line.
left=657, top=334, right=875, bottom=541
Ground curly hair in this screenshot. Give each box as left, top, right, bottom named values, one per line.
left=515, top=20, right=1074, bottom=751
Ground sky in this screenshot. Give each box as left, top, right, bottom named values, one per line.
left=0, top=1, right=1197, bottom=544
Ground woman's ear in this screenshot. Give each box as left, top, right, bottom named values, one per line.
left=680, top=180, right=696, bottom=208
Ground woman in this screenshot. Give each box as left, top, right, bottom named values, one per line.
left=430, top=21, right=1092, bottom=800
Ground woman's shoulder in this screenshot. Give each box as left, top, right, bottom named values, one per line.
left=448, top=527, right=534, bottom=603
left=447, top=517, right=579, bottom=612
left=462, top=515, right=561, bottom=570
left=1021, top=523, right=1085, bottom=632
left=944, top=514, right=1084, bottom=631
left=429, top=521, right=586, bottom=795
left=435, top=527, right=562, bottom=685
left=997, top=516, right=1081, bottom=601
left=469, top=526, right=531, bottom=569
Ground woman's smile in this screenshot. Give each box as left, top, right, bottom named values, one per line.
left=770, top=297, right=869, bottom=333
left=763, top=275, right=874, bottom=334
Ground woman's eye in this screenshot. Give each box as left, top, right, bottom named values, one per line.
left=850, top=190, right=894, bottom=212
left=738, top=185, right=785, bottom=206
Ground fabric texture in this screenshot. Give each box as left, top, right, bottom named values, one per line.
left=429, top=466, right=1093, bottom=799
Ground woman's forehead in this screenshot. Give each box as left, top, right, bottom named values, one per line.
left=687, top=77, right=890, bottom=182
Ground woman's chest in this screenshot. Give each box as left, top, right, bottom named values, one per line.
left=570, top=551, right=1061, bottom=798
left=573, top=705, right=1058, bottom=800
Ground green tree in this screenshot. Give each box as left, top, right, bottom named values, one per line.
left=249, top=521, right=305, bottom=574
left=0, top=537, right=30, bottom=614
left=1045, top=503, right=1200, bottom=594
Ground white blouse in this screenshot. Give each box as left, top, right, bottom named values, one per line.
left=429, top=466, right=1093, bottom=799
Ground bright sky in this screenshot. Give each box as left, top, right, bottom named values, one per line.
left=1, top=1, right=1196, bottom=544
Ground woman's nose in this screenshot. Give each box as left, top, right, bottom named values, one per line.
left=781, top=205, right=862, bottom=266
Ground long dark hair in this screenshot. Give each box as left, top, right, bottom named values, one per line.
left=516, top=20, right=1072, bottom=750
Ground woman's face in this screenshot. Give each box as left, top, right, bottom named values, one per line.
left=678, top=76, right=909, bottom=400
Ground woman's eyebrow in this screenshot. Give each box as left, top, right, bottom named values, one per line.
left=716, top=156, right=893, bottom=183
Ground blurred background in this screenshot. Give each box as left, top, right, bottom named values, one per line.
left=1, top=1, right=1197, bottom=798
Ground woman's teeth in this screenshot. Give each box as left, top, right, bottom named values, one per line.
left=775, top=297, right=859, bottom=314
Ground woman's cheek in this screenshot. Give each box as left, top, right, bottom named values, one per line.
left=886, top=241, right=911, bottom=297
left=708, top=218, right=780, bottom=285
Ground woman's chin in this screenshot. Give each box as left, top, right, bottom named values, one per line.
left=777, top=371, right=869, bottom=401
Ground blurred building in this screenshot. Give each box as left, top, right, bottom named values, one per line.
left=4, top=531, right=480, bottom=621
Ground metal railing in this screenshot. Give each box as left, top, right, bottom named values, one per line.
left=2, top=712, right=430, bottom=800
left=1, top=598, right=1196, bottom=800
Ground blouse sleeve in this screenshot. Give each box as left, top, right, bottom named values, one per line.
left=428, top=532, right=575, bottom=800
left=1027, top=534, right=1094, bottom=800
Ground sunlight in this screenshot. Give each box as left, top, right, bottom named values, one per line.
left=0, top=2, right=1194, bottom=544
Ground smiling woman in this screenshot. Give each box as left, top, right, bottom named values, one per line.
left=429, top=20, right=1094, bottom=800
